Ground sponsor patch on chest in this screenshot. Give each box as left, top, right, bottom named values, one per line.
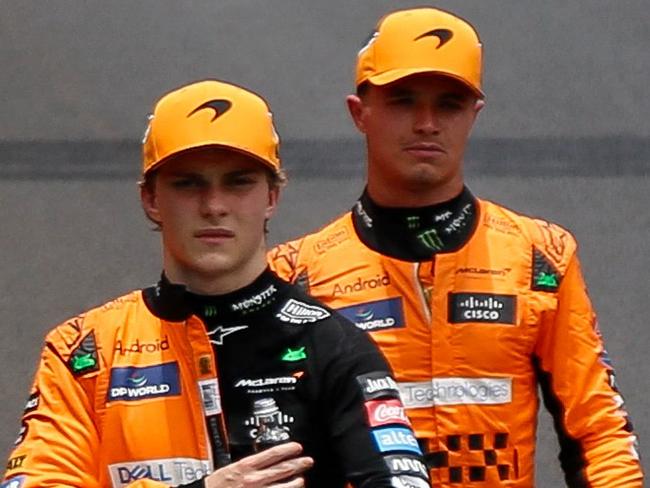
left=108, top=362, right=181, bottom=402
left=337, top=297, right=404, bottom=332
left=448, top=292, right=516, bottom=325
left=276, top=299, right=330, bottom=324
left=108, top=458, right=210, bottom=487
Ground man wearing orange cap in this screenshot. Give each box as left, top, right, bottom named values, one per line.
left=2, top=80, right=429, bottom=488
left=270, top=7, right=643, bottom=487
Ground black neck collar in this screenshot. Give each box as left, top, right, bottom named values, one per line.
left=351, top=186, right=479, bottom=261
left=143, top=268, right=290, bottom=324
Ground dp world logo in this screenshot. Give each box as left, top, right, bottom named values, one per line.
left=338, top=297, right=404, bottom=332
left=108, top=363, right=180, bottom=402
left=127, top=373, right=147, bottom=388
left=355, top=307, right=374, bottom=321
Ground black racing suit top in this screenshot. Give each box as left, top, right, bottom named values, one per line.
left=143, top=268, right=430, bottom=488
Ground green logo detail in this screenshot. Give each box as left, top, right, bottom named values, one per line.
left=204, top=306, right=218, bottom=317
left=416, top=228, right=444, bottom=251
left=536, top=272, right=558, bottom=288
left=282, top=347, right=307, bottom=362
left=406, top=216, right=420, bottom=230
left=71, top=353, right=96, bottom=372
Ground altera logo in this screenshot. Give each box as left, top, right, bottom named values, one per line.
left=372, top=427, right=422, bottom=455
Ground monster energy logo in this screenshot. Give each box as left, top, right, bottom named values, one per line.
left=406, top=216, right=420, bottom=230
left=416, top=229, right=443, bottom=251
left=204, top=306, right=218, bottom=317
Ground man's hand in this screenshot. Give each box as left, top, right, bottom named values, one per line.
left=204, top=442, right=314, bottom=488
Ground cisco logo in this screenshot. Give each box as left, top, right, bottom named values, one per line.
left=448, top=293, right=516, bottom=325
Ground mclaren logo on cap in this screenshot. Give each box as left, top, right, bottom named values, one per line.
left=188, top=99, right=232, bottom=122
left=415, top=28, right=453, bottom=48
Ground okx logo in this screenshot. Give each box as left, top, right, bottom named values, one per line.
left=448, top=292, right=516, bottom=324
left=108, top=362, right=180, bottom=402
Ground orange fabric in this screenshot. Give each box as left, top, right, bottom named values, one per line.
left=142, top=80, right=281, bottom=176
left=3, top=292, right=215, bottom=487
left=355, top=7, right=483, bottom=97
left=269, top=199, right=642, bottom=487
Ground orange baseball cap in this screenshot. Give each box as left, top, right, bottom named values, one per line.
left=142, top=80, right=281, bottom=176
left=355, top=7, right=484, bottom=98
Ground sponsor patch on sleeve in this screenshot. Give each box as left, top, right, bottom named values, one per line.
left=68, top=331, right=100, bottom=375
left=23, top=391, right=39, bottom=415
left=356, top=372, right=401, bottom=401
left=372, top=427, right=422, bottom=455
left=448, top=293, right=516, bottom=325
left=385, top=454, right=428, bottom=478
left=0, top=475, right=26, bottom=488
left=13, top=422, right=27, bottom=446
left=108, top=362, right=181, bottom=402
left=391, top=474, right=430, bottom=488
left=336, top=297, right=404, bottom=332
left=532, top=248, right=562, bottom=292
left=5, top=455, right=26, bottom=473
left=365, top=399, right=411, bottom=428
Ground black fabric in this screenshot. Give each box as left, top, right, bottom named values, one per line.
left=533, top=355, right=590, bottom=488
left=350, top=186, right=479, bottom=262
left=144, top=269, right=423, bottom=488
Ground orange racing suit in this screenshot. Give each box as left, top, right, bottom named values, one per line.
left=2, top=270, right=429, bottom=488
left=269, top=187, right=643, bottom=487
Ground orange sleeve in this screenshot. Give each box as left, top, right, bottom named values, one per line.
left=2, top=340, right=177, bottom=488
left=2, top=340, right=103, bottom=487
left=534, top=253, right=643, bottom=487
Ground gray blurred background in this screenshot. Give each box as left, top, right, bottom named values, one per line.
left=1, top=0, right=648, bottom=484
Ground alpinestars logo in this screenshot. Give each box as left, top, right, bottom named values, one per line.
left=414, top=28, right=453, bottom=48
left=276, top=299, right=330, bottom=324
left=207, top=325, right=248, bottom=345
left=188, top=99, right=232, bottom=122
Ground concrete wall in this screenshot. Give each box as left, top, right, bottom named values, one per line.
left=2, top=0, right=649, bottom=142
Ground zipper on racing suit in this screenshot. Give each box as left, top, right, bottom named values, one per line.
left=186, top=316, right=232, bottom=469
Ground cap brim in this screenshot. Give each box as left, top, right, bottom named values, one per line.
left=366, top=68, right=485, bottom=98
left=145, top=143, right=279, bottom=176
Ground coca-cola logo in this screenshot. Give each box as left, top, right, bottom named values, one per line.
left=365, top=399, right=411, bottom=428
